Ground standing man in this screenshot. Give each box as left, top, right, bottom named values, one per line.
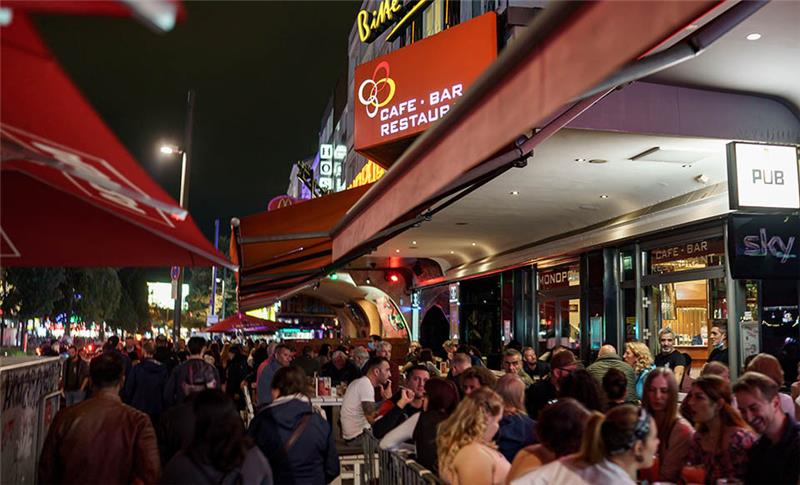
left=708, top=323, right=729, bottom=364
left=340, top=356, right=393, bottom=446
left=522, top=346, right=549, bottom=381
left=256, top=343, right=292, bottom=405
left=62, top=345, right=89, bottom=406
left=39, top=352, right=160, bottom=483
left=654, top=327, right=686, bottom=386
left=502, top=349, right=534, bottom=387
left=123, top=340, right=169, bottom=423
left=586, top=345, right=637, bottom=403
left=734, top=372, right=800, bottom=484
left=163, top=336, right=220, bottom=408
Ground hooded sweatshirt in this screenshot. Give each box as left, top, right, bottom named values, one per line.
left=248, top=395, right=340, bottom=485
left=123, top=358, right=168, bottom=420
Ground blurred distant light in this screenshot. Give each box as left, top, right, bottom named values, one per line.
left=746, top=33, right=761, bottom=41
left=160, top=145, right=177, bottom=155
left=0, top=8, right=12, bottom=26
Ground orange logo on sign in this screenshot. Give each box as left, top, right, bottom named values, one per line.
left=357, top=61, right=396, bottom=119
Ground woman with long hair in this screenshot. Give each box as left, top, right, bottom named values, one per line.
left=557, top=369, right=605, bottom=413
left=437, top=387, right=510, bottom=485
left=512, top=405, right=659, bottom=484
left=248, top=365, right=339, bottom=485
left=379, top=377, right=460, bottom=474
left=624, top=342, right=655, bottom=400
left=161, top=389, right=272, bottom=484
left=684, top=374, right=756, bottom=483
left=506, top=398, right=590, bottom=482
left=640, top=367, right=693, bottom=483
left=494, top=373, right=537, bottom=462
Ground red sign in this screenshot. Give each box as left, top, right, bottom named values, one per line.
left=267, top=195, right=304, bottom=211
left=354, top=13, right=497, bottom=167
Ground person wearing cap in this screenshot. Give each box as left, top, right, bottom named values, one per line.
left=525, top=350, right=578, bottom=420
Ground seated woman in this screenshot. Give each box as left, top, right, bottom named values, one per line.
left=506, top=398, right=589, bottom=482
left=603, top=368, right=631, bottom=410
left=161, top=389, right=273, bottom=484
left=511, top=405, right=659, bottom=485
left=248, top=365, right=339, bottom=485
left=494, top=374, right=537, bottom=462
left=623, top=341, right=655, bottom=400
left=557, top=369, right=605, bottom=413
left=640, top=367, right=694, bottom=483
left=684, top=374, right=756, bottom=484
left=437, top=387, right=510, bottom=485
left=379, top=377, right=460, bottom=474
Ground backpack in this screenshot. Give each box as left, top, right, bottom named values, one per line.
left=181, top=359, right=219, bottom=397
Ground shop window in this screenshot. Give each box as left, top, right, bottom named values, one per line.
left=620, top=250, right=635, bottom=281
left=649, top=237, right=725, bottom=274
left=445, top=0, right=461, bottom=28
left=471, top=0, right=482, bottom=18
left=655, top=278, right=727, bottom=347
left=423, top=0, right=444, bottom=39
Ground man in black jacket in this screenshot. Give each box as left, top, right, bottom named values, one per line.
left=371, top=365, right=429, bottom=438
left=525, top=350, right=578, bottom=420
left=163, top=336, right=220, bottom=408
left=123, top=340, right=168, bottom=423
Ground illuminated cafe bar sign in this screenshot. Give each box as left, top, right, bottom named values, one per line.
left=726, top=142, right=800, bottom=210
left=354, top=13, right=497, bottom=168
left=728, top=213, right=799, bottom=279
left=357, top=0, right=431, bottom=44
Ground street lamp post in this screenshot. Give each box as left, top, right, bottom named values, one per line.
left=163, top=90, right=196, bottom=344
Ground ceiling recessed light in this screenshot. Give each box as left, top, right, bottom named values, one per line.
left=746, top=33, right=761, bottom=41
left=681, top=163, right=693, bottom=168
left=471, top=242, right=477, bottom=246
left=395, top=249, right=400, bottom=253
left=510, top=190, right=519, bottom=196
left=411, top=240, right=417, bottom=245
left=600, top=194, right=609, bottom=199
left=449, top=250, right=455, bottom=254
left=574, top=158, right=587, bottom=163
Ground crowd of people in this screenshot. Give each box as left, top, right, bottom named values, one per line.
left=36, top=327, right=800, bottom=484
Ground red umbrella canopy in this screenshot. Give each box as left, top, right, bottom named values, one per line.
left=0, top=11, right=232, bottom=269
left=205, top=313, right=285, bottom=334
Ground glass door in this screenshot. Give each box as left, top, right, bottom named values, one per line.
left=561, top=299, right=581, bottom=351
left=538, top=299, right=556, bottom=355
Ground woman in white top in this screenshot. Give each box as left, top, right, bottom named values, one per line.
left=511, top=405, right=659, bottom=485
left=436, top=387, right=511, bottom=485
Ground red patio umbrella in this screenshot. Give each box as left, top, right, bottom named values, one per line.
left=205, top=313, right=285, bottom=334
left=0, top=11, right=232, bottom=269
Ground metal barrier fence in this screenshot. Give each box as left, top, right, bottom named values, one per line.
left=361, top=431, right=443, bottom=485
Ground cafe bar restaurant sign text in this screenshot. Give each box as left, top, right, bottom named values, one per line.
left=354, top=13, right=497, bottom=168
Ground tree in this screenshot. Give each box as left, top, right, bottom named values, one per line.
left=109, top=269, right=150, bottom=334
left=0, top=267, right=65, bottom=319
left=55, top=269, right=122, bottom=335
left=186, top=234, right=237, bottom=326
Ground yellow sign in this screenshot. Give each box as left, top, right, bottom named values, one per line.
left=349, top=160, right=385, bottom=189
left=357, top=0, right=429, bottom=44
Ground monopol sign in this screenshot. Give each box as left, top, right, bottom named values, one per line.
left=727, top=142, right=800, bottom=210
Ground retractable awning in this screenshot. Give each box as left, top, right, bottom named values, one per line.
left=205, top=313, right=284, bottom=334
left=331, top=0, right=727, bottom=262
left=0, top=11, right=231, bottom=269
left=231, top=185, right=372, bottom=308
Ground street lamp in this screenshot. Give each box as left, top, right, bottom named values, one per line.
left=159, top=90, right=196, bottom=343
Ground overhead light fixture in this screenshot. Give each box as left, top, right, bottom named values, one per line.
left=471, top=242, right=477, bottom=246
left=510, top=190, right=519, bottom=196
left=574, top=158, right=587, bottom=163
left=746, top=33, right=761, bottom=41
left=411, top=240, right=417, bottom=245
left=395, top=249, right=400, bottom=253
left=365, top=277, right=372, bottom=285
left=681, top=164, right=693, bottom=168
left=695, top=174, right=710, bottom=184
left=600, top=194, right=609, bottom=199
left=449, top=250, right=455, bottom=254
left=588, top=159, right=608, bottom=164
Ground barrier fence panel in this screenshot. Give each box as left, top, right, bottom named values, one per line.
left=360, top=431, right=444, bottom=485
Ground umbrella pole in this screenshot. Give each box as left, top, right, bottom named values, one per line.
left=173, top=90, right=196, bottom=343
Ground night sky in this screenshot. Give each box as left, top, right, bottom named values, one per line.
left=34, top=1, right=361, bottom=239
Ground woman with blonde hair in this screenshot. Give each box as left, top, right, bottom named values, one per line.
left=640, top=367, right=693, bottom=483
left=746, top=352, right=795, bottom=419
left=494, top=374, right=536, bottom=462
left=623, top=341, right=654, bottom=400
left=511, top=405, right=659, bottom=484
left=437, top=387, right=510, bottom=485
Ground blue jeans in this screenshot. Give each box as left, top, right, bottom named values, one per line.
left=65, top=390, right=85, bottom=406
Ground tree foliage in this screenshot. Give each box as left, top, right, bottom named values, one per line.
left=0, top=267, right=66, bottom=320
